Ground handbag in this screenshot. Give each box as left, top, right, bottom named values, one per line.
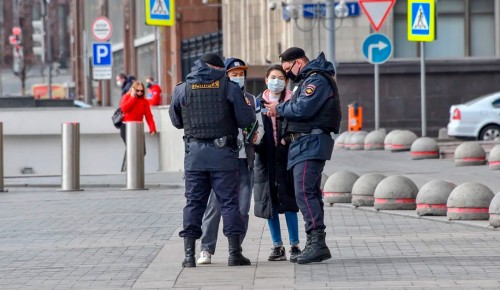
left=112, top=108, right=123, bottom=128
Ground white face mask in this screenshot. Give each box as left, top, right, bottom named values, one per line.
left=267, top=78, right=286, bottom=93
left=230, top=76, right=245, bottom=88
left=116, top=81, right=123, bottom=87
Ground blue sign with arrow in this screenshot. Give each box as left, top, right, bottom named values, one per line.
left=303, top=2, right=360, bottom=18
left=362, top=33, right=392, bottom=64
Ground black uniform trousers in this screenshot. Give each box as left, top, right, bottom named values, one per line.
left=292, top=159, right=326, bottom=233
left=180, top=170, right=246, bottom=239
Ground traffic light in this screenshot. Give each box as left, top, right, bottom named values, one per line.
left=32, top=20, right=45, bottom=63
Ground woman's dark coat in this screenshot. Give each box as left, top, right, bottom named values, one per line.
left=253, top=94, right=299, bottom=219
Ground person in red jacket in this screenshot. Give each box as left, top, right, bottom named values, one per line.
left=145, top=76, right=162, bottom=106
left=119, top=81, right=157, bottom=151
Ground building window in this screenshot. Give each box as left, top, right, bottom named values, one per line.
left=393, top=0, right=495, bottom=59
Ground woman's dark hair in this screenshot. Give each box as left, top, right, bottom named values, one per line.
left=266, top=64, right=288, bottom=103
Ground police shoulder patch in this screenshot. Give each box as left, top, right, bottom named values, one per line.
left=304, top=84, right=316, bottom=96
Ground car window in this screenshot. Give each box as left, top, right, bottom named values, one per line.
left=493, top=98, right=500, bottom=108
left=464, top=92, right=497, bottom=105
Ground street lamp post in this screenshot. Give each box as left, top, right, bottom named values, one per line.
left=285, top=1, right=349, bottom=71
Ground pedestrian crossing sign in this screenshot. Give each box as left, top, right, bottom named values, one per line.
left=145, top=0, right=175, bottom=26
left=407, top=0, right=435, bottom=42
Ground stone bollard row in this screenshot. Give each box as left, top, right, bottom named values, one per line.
left=454, top=142, right=487, bottom=166
left=323, top=171, right=359, bottom=206
left=416, top=180, right=456, bottom=216
left=322, top=169, right=500, bottom=225
left=488, top=144, right=500, bottom=170
left=351, top=173, right=386, bottom=207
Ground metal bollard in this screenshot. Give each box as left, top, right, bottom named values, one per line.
left=0, top=123, right=6, bottom=192
left=60, top=122, right=82, bottom=191
left=125, top=122, right=147, bottom=190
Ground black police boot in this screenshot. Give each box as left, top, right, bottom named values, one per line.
left=228, top=236, right=251, bottom=266
left=182, top=237, right=196, bottom=268
left=296, top=229, right=331, bottom=264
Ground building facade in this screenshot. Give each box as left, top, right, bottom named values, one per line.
left=222, top=0, right=500, bottom=136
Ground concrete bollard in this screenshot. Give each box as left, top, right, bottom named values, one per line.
left=60, top=122, right=82, bottom=191
left=349, top=131, right=368, bottom=150
left=410, top=137, right=440, bottom=160
left=447, top=182, right=494, bottom=220
left=343, top=132, right=355, bottom=150
left=364, top=130, right=386, bottom=150
left=351, top=173, right=386, bottom=207
left=320, top=172, right=328, bottom=192
left=125, top=122, right=147, bottom=190
left=454, top=142, right=487, bottom=166
left=384, top=130, right=401, bottom=151
left=374, top=175, right=418, bottom=210
left=334, top=132, right=349, bottom=149
left=488, top=145, right=500, bottom=170
left=0, top=123, right=5, bottom=192
left=416, top=180, right=456, bottom=216
left=489, top=193, right=500, bottom=228
left=390, top=130, right=418, bottom=152
left=323, top=171, right=359, bottom=206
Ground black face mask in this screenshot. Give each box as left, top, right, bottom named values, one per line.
left=286, top=61, right=299, bottom=82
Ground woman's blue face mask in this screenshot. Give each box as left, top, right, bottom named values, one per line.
left=267, top=78, right=286, bottom=93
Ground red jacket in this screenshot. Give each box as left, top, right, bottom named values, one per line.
left=146, top=84, right=162, bottom=106
left=120, top=93, right=157, bottom=133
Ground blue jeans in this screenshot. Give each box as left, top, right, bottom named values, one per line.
left=200, top=159, right=254, bottom=254
left=267, top=210, right=300, bottom=247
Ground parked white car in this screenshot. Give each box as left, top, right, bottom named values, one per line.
left=447, top=91, right=500, bottom=141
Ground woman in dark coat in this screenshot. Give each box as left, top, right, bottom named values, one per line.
left=254, top=65, right=301, bottom=262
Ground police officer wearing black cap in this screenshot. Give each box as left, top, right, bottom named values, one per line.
left=264, top=47, right=341, bottom=264
left=169, top=52, right=255, bottom=268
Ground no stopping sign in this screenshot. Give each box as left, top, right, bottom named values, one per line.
left=91, top=16, right=113, bottom=42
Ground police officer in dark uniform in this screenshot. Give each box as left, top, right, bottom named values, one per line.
left=169, top=53, right=256, bottom=267
left=265, top=47, right=341, bottom=264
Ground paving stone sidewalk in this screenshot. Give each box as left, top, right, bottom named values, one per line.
left=1, top=149, right=500, bottom=289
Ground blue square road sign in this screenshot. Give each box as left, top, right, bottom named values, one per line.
left=92, top=43, right=112, bottom=66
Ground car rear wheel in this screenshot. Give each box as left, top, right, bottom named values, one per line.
left=479, top=125, right=500, bottom=141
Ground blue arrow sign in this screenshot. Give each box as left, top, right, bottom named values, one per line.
left=362, top=33, right=392, bottom=64
left=92, top=42, right=112, bottom=66
left=303, top=2, right=360, bottom=18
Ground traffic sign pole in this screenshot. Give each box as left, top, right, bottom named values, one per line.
left=374, top=64, right=380, bottom=130
left=408, top=0, right=435, bottom=136
left=420, top=42, right=426, bottom=137
left=362, top=33, right=392, bottom=131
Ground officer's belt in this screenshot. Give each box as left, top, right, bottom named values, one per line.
left=186, top=135, right=236, bottom=143
left=289, top=129, right=324, bottom=142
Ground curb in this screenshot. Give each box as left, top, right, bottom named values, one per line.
left=4, top=183, right=184, bottom=189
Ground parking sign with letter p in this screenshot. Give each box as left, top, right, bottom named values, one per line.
left=92, top=43, right=112, bottom=66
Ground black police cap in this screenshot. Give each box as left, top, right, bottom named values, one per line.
left=200, top=53, right=225, bottom=68
left=279, top=47, right=306, bottom=63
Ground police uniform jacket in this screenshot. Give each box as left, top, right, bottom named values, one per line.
left=276, top=52, right=337, bottom=169
left=169, top=60, right=256, bottom=171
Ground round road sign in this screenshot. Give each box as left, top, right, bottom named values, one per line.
left=12, top=26, right=22, bottom=36
left=91, top=16, right=113, bottom=42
